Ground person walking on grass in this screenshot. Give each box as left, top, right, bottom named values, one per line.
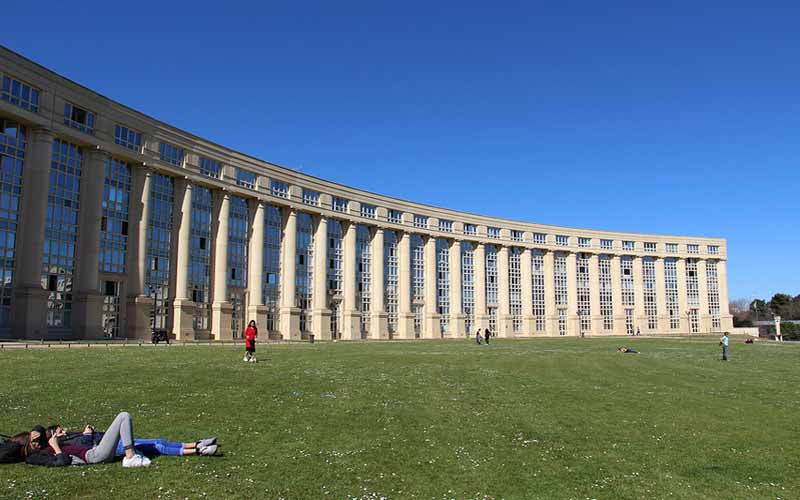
left=720, top=332, right=729, bottom=361
left=484, top=328, right=491, bottom=345
left=244, top=320, right=258, bottom=363
left=475, top=329, right=482, bottom=345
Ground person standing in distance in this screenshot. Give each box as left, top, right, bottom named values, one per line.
left=244, top=320, right=258, bottom=363
left=720, top=332, right=729, bottom=361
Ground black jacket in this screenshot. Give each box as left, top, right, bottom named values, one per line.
left=25, top=449, right=72, bottom=467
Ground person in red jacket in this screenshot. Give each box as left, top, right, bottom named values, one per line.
left=243, top=320, right=258, bottom=363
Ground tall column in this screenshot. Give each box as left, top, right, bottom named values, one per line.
left=654, top=257, right=667, bottom=333
left=423, top=235, right=440, bottom=338
left=676, top=258, right=689, bottom=333
left=311, top=216, right=331, bottom=340
left=210, top=191, right=232, bottom=340
left=247, top=200, right=268, bottom=331
left=521, top=248, right=534, bottom=335
left=171, top=179, right=194, bottom=340
left=566, top=252, right=578, bottom=336
left=632, top=256, right=645, bottom=334
left=342, top=221, right=360, bottom=340
left=13, top=128, right=53, bottom=339
left=697, top=259, right=710, bottom=333
left=73, top=149, right=108, bottom=339
left=544, top=251, right=557, bottom=336
left=589, top=253, right=601, bottom=335
left=370, top=227, right=388, bottom=339
left=497, top=245, right=511, bottom=337
left=126, top=167, right=153, bottom=340
left=474, top=242, right=488, bottom=331
left=279, top=208, right=300, bottom=340
left=397, top=231, right=415, bottom=339
left=718, top=259, right=733, bottom=330
left=610, top=255, right=625, bottom=335
left=449, top=239, right=465, bottom=338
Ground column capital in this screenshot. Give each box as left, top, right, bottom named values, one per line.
left=30, top=126, right=55, bottom=142
left=85, top=146, right=111, bottom=161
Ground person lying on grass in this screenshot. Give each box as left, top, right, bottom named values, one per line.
left=617, top=346, right=639, bottom=354
left=46, top=423, right=217, bottom=458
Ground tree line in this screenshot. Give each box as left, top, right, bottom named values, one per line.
left=730, top=293, right=800, bottom=339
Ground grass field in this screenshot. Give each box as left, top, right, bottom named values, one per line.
left=0, top=337, right=798, bottom=500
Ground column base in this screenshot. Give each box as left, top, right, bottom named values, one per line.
left=211, top=302, right=234, bottom=340
left=172, top=299, right=196, bottom=340
left=448, top=313, right=467, bottom=339
left=312, top=308, right=332, bottom=340
left=126, top=295, right=155, bottom=340
left=397, top=311, right=416, bottom=339
left=247, top=304, right=270, bottom=334
left=370, top=312, right=389, bottom=340
left=341, top=309, right=362, bottom=340
left=423, top=313, right=441, bottom=339
left=12, top=286, right=49, bottom=340
left=73, top=292, right=105, bottom=340
left=279, top=306, right=301, bottom=340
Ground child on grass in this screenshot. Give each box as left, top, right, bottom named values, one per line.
left=244, top=320, right=258, bottom=363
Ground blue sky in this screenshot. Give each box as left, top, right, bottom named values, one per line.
left=4, top=1, right=798, bottom=300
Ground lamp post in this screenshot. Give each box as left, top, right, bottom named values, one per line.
left=774, top=315, right=782, bottom=342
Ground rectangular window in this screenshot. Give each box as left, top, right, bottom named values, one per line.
left=332, top=196, right=348, bottom=213
left=708, top=245, right=719, bottom=255
left=644, top=242, right=657, bottom=252
left=227, top=196, right=249, bottom=289
left=327, top=220, right=343, bottom=296
left=295, top=213, right=314, bottom=332
left=666, top=243, right=678, bottom=253
left=43, top=139, right=82, bottom=328
left=63, top=102, right=95, bottom=135
left=357, top=225, right=372, bottom=336
left=509, top=247, right=522, bottom=333
left=413, top=215, right=428, bottom=229
left=384, top=230, right=398, bottom=333
left=599, top=255, right=613, bottom=330
left=707, top=260, right=721, bottom=329
left=0, top=120, right=26, bottom=325
left=464, top=224, right=477, bottom=236
left=643, top=257, right=657, bottom=329
left=199, top=157, right=221, bottom=178
left=437, top=239, right=450, bottom=334
left=270, top=179, right=288, bottom=198
left=462, top=242, right=475, bottom=333
left=687, top=244, right=699, bottom=254
left=113, top=125, right=142, bottom=152
left=577, top=253, right=591, bottom=333
left=686, top=258, right=700, bottom=307
left=189, top=186, right=213, bottom=331
left=439, top=219, right=453, bottom=233
left=487, top=227, right=500, bottom=239
left=511, top=230, right=523, bottom=242
left=302, top=188, right=319, bottom=206
left=533, top=233, right=546, bottom=245
left=411, top=235, right=425, bottom=335
left=360, top=203, right=376, bottom=219
left=531, top=250, right=545, bottom=331
left=556, top=235, right=569, bottom=246
left=578, top=237, right=591, bottom=248
left=262, top=205, right=282, bottom=332
left=665, top=258, right=680, bottom=329
left=600, top=239, right=613, bottom=250
left=388, top=209, right=402, bottom=224
left=622, top=240, right=635, bottom=251
left=145, top=173, right=173, bottom=330
left=159, top=142, right=184, bottom=167
left=621, top=256, right=634, bottom=307
left=554, top=252, right=568, bottom=308
left=236, top=169, right=256, bottom=189
left=485, top=245, right=498, bottom=307
left=1, top=75, right=40, bottom=112
left=99, top=158, right=131, bottom=274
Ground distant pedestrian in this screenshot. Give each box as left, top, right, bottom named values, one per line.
left=720, top=332, right=729, bottom=361
left=244, top=320, right=258, bottom=363
left=635, top=327, right=641, bottom=337
left=475, top=329, right=482, bottom=345
left=484, top=328, right=491, bottom=345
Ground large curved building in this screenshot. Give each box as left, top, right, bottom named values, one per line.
left=0, top=46, right=732, bottom=340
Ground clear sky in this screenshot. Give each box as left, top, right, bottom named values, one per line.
left=4, top=0, right=798, bottom=301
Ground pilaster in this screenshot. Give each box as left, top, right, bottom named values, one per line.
left=448, top=239, right=466, bottom=338
left=279, top=208, right=301, bottom=340
left=311, top=215, right=331, bottom=340
left=423, top=235, right=440, bottom=338
left=497, top=245, right=512, bottom=337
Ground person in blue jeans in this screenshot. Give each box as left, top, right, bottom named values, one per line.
left=720, top=332, right=729, bottom=361
left=47, top=424, right=217, bottom=457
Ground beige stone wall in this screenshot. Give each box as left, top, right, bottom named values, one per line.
left=0, top=46, right=734, bottom=340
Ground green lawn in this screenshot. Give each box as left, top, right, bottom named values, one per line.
left=1, top=338, right=798, bottom=500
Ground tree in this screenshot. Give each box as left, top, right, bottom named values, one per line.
left=769, top=293, right=794, bottom=318
left=749, top=299, right=770, bottom=321
left=730, top=298, right=752, bottom=326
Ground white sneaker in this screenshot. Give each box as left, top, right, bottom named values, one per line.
left=243, top=356, right=249, bottom=362
left=122, top=454, right=151, bottom=468
left=198, top=444, right=218, bottom=456
left=249, top=357, right=257, bottom=363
